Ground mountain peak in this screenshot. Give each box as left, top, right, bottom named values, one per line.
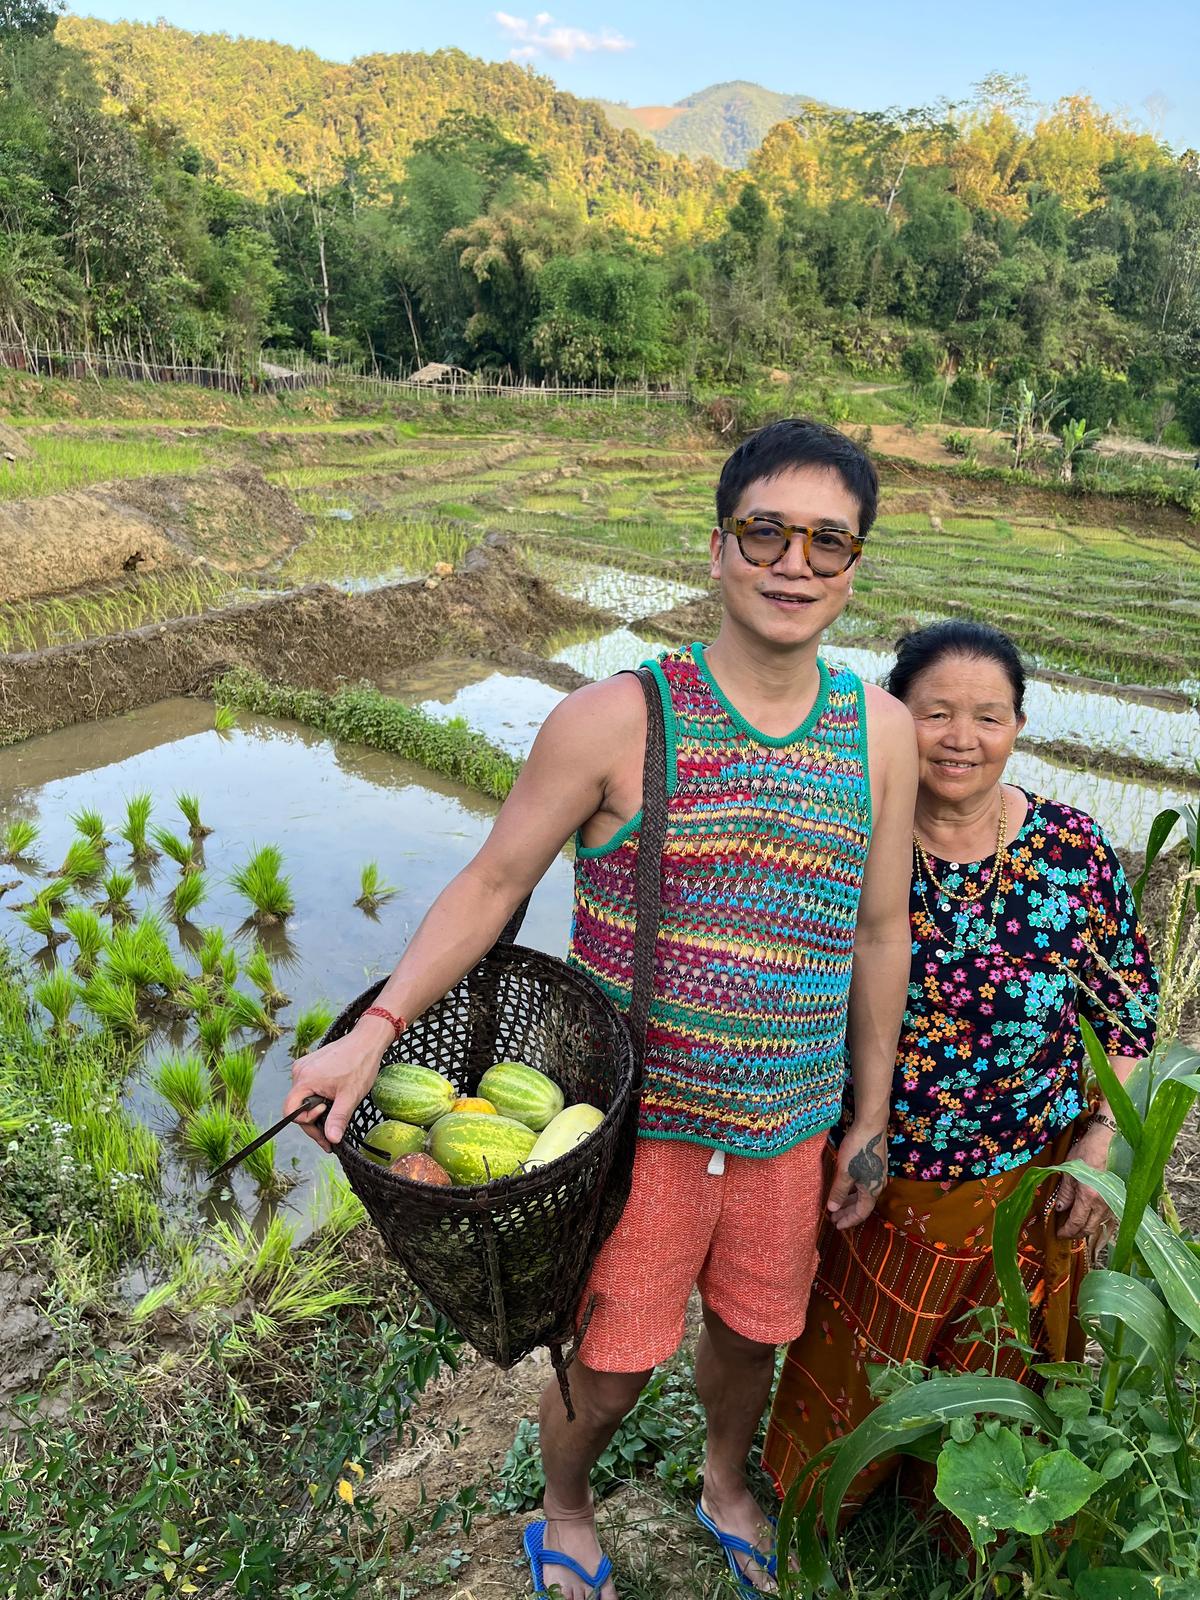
left=598, top=80, right=822, bottom=167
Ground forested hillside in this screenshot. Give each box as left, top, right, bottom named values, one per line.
left=60, top=16, right=719, bottom=204
left=2, top=10, right=1198, bottom=441
left=598, top=81, right=823, bottom=167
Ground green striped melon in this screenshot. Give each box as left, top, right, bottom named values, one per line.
left=361, top=1119, right=426, bottom=1165
left=372, top=1063, right=456, bottom=1127
left=428, top=1111, right=536, bottom=1186
left=476, top=1061, right=564, bottom=1132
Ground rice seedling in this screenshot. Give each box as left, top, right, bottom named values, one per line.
left=33, top=967, right=78, bottom=1030
left=176, top=792, right=212, bottom=839
left=104, top=914, right=175, bottom=993
left=230, top=844, right=294, bottom=925
left=355, top=861, right=398, bottom=912
left=291, top=1002, right=334, bottom=1058
left=119, top=793, right=157, bottom=862
left=216, top=1047, right=256, bottom=1112
left=152, top=1053, right=213, bottom=1119
left=69, top=808, right=107, bottom=849
left=231, top=1119, right=291, bottom=1194
left=96, top=868, right=135, bottom=922
left=224, top=986, right=281, bottom=1037
left=170, top=868, right=206, bottom=921
left=243, top=941, right=289, bottom=1009
left=0, top=569, right=238, bottom=653
left=18, top=898, right=67, bottom=948
left=151, top=826, right=196, bottom=874
left=1, top=819, right=38, bottom=862
left=182, top=1104, right=237, bottom=1170
left=198, top=926, right=239, bottom=988
left=79, top=970, right=144, bottom=1038
left=197, top=1005, right=234, bottom=1062
left=57, top=838, right=103, bottom=884
left=213, top=704, right=237, bottom=734
left=62, top=905, right=108, bottom=975
left=0, top=434, right=204, bottom=503
left=37, top=876, right=75, bottom=911
left=177, top=978, right=211, bottom=1019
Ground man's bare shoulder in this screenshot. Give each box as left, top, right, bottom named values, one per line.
left=860, top=680, right=917, bottom=766
left=528, top=671, right=647, bottom=764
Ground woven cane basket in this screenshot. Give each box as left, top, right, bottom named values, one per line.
left=324, top=943, right=639, bottom=1370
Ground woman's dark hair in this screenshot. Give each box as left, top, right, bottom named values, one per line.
left=716, top=418, right=879, bottom=535
left=887, top=620, right=1026, bottom=714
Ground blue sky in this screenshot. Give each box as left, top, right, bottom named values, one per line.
left=72, top=1, right=1200, bottom=153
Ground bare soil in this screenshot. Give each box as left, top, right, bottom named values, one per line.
left=0, top=542, right=601, bottom=743
left=0, top=467, right=307, bottom=604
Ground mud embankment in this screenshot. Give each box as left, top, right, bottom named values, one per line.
left=0, top=467, right=307, bottom=604
left=0, top=543, right=600, bottom=743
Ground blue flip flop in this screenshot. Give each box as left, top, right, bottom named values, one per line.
left=523, top=1519, right=613, bottom=1598
left=695, top=1501, right=777, bottom=1596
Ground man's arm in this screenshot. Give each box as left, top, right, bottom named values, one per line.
left=286, top=674, right=646, bottom=1145
left=827, top=686, right=918, bottom=1230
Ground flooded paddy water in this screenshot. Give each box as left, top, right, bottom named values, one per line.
left=0, top=700, right=573, bottom=1245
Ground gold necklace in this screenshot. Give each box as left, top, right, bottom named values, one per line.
left=913, top=794, right=1009, bottom=952
left=914, top=793, right=1007, bottom=904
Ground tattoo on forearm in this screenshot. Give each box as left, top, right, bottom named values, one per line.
left=847, top=1133, right=885, bottom=1195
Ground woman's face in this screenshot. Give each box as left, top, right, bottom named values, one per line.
left=904, top=653, right=1026, bottom=807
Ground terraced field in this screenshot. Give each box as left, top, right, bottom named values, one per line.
left=0, top=380, right=1196, bottom=1599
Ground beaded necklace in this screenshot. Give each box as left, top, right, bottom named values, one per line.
left=913, top=792, right=1009, bottom=953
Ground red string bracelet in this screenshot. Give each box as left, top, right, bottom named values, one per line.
left=361, top=1004, right=406, bottom=1040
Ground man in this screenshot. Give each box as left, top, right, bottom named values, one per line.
left=286, top=418, right=917, bottom=1598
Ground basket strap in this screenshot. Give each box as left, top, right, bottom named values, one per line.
left=626, top=666, right=668, bottom=1069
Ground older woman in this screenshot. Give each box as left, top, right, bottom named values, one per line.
left=763, top=619, right=1158, bottom=1515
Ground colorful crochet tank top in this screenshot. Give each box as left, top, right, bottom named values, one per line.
left=568, top=642, right=872, bottom=1158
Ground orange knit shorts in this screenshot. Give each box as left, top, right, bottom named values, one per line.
left=576, top=1131, right=830, bottom=1373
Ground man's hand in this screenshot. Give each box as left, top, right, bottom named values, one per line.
left=283, top=1017, right=392, bottom=1150
left=828, top=1120, right=889, bottom=1231
left=1054, top=1123, right=1116, bottom=1247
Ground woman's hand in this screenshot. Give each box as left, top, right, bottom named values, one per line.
left=1054, top=1122, right=1116, bottom=1247
left=282, top=1015, right=393, bottom=1150
left=828, top=1120, right=889, bottom=1231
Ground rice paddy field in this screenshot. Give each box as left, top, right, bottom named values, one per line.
left=0, top=376, right=1197, bottom=1599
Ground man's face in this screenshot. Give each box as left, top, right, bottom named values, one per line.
left=709, top=465, right=861, bottom=650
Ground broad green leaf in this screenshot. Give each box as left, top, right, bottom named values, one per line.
left=1130, top=807, right=1180, bottom=911
left=933, top=1427, right=1027, bottom=1544
left=1120, top=1519, right=1160, bottom=1554
left=1022, top=1449, right=1104, bottom=1533
left=1098, top=1447, right=1136, bottom=1480
left=1078, top=1016, right=1142, bottom=1151
left=1077, top=1269, right=1175, bottom=1373
left=1073, top=1570, right=1159, bottom=1600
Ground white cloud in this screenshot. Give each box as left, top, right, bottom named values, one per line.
left=494, top=11, right=634, bottom=62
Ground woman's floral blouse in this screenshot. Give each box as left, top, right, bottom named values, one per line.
left=893, top=791, right=1157, bottom=1181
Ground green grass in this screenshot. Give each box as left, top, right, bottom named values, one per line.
left=170, top=867, right=206, bottom=920
left=355, top=861, right=398, bottom=912
left=57, top=838, right=104, bottom=883
left=177, top=792, right=212, bottom=839
left=62, top=905, right=109, bottom=975
left=1, top=818, right=38, bottom=861
left=119, top=794, right=156, bottom=863
left=0, top=434, right=206, bottom=500
left=152, top=1053, right=214, bottom=1119
left=182, top=1104, right=237, bottom=1169
left=216, top=1047, right=256, bottom=1112
left=150, top=826, right=196, bottom=874
left=33, top=967, right=79, bottom=1030
left=291, top=1002, right=335, bottom=1059
left=280, top=513, right=473, bottom=586
left=0, top=569, right=239, bottom=653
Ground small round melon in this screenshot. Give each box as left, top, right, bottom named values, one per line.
left=361, top=1119, right=426, bottom=1165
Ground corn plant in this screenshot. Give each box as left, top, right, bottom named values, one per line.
left=291, top=1003, right=334, bottom=1059
left=182, top=1105, right=237, bottom=1170
left=176, top=793, right=212, bottom=840
left=69, top=808, right=107, bottom=849
left=56, top=842, right=102, bottom=888
left=96, top=869, right=135, bottom=923
left=62, top=905, right=109, bottom=976
left=1, top=819, right=38, bottom=862
left=151, top=826, right=196, bottom=875
left=216, top=1047, right=256, bottom=1112
left=119, top=794, right=157, bottom=863
left=355, top=862, right=398, bottom=913
left=243, top=942, right=290, bottom=1010
left=170, top=868, right=206, bottom=921
left=152, top=1054, right=213, bottom=1119
left=33, top=968, right=78, bottom=1031
left=230, top=844, right=294, bottom=925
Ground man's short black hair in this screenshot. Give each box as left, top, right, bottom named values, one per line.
left=715, top=418, right=879, bottom=535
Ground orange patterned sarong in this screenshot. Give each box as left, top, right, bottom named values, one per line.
left=762, top=1121, right=1088, bottom=1516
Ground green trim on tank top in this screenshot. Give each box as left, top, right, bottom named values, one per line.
left=574, top=656, right=678, bottom=860
left=691, top=641, right=831, bottom=748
